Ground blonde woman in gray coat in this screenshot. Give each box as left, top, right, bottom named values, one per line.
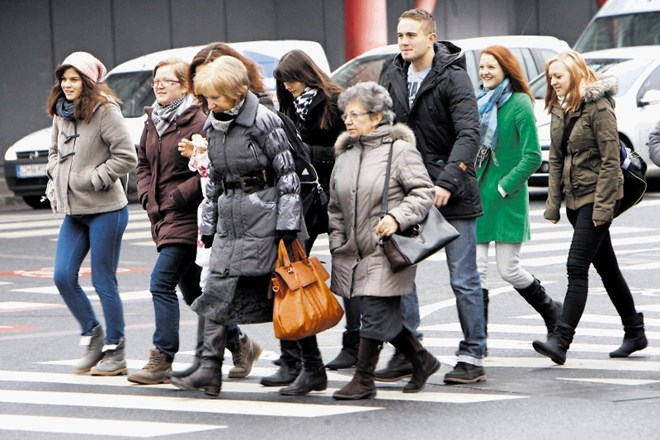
left=46, top=52, right=137, bottom=376
left=329, top=82, right=439, bottom=400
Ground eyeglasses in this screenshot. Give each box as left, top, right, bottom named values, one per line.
left=151, top=79, right=181, bottom=88
left=341, top=111, right=371, bottom=121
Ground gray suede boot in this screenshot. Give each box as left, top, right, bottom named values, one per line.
left=90, top=338, right=128, bottom=376
left=73, top=323, right=104, bottom=374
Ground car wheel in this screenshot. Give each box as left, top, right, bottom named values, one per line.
left=23, top=195, right=50, bottom=210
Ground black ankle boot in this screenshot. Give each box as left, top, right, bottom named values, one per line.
left=260, top=339, right=301, bottom=386
left=325, top=330, right=359, bottom=370
left=279, top=335, right=327, bottom=396
left=333, top=338, right=381, bottom=400
left=610, top=313, right=647, bottom=358
left=389, top=328, right=440, bottom=393
left=516, top=278, right=562, bottom=338
left=532, top=321, right=575, bottom=365
left=168, top=315, right=204, bottom=379
left=170, top=318, right=226, bottom=397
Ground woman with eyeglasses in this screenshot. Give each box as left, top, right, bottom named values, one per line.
left=127, top=57, right=208, bottom=385
left=329, top=82, right=439, bottom=400
left=45, top=52, right=137, bottom=376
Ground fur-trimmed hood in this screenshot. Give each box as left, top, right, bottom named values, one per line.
left=334, top=123, right=416, bottom=156
left=582, top=75, right=618, bottom=103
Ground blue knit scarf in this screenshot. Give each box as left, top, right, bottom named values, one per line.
left=475, top=78, right=512, bottom=168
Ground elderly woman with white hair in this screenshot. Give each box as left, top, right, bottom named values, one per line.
left=329, top=81, right=439, bottom=400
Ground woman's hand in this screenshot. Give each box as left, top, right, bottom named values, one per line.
left=593, top=220, right=607, bottom=227
left=178, top=134, right=207, bottom=158
left=177, top=138, right=194, bottom=158
left=376, top=214, right=399, bottom=238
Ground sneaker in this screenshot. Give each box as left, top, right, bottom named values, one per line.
left=374, top=351, right=413, bottom=382
left=443, top=361, right=486, bottom=384
left=228, top=334, right=262, bottom=379
left=127, top=348, right=172, bottom=384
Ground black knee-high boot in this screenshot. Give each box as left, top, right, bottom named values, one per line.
left=515, top=278, right=562, bottom=338
left=389, top=327, right=440, bottom=393
left=279, top=335, right=327, bottom=396
left=168, top=315, right=204, bottom=378
left=170, top=318, right=226, bottom=396
left=260, top=339, right=301, bottom=386
left=333, top=337, right=382, bottom=400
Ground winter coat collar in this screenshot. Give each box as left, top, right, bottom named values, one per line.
left=581, top=75, right=617, bottom=104
left=393, top=40, right=466, bottom=75
left=203, top=91, right=259, bottom=131
left=334, top=123, right=416, bottom=156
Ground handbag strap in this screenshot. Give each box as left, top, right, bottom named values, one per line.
left=277, top=239, right=308, bottom=268
left=379, top=142, right=394, bottom=218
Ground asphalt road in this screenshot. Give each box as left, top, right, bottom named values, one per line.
left=0, top=191, right=659, bottom=439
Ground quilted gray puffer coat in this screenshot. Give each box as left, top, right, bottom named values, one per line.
left=202, top=91, right=301, bottom=277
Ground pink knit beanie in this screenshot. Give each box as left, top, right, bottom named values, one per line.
left=61, top=52, right=107, bottom=83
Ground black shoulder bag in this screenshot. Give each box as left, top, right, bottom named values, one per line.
left=379, top=142, right=460, bottom=272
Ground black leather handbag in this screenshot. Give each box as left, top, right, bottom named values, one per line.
left=379, top=143, right=460, bottom=273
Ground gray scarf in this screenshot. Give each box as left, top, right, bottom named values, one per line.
left=210, top=98, right=244, bottom=132
left=150, top=94, right=192, bottom=136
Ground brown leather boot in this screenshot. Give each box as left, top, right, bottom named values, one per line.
left=333, top=337, right=382, bottom=400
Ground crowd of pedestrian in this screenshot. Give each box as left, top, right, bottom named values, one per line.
left=45, top=7, right=653, bottom=400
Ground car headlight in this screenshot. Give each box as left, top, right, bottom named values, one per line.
left=4, top=144, right=17, bottom=161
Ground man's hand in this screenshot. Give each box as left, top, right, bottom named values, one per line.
left=434, top=186, right=452, bottom=207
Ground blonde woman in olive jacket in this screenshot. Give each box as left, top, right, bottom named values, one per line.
left=533, top=51, right=646, bottom=366
left=329, top=82, right=439, bottom=401
left=46, top=52, right=137, bottom=377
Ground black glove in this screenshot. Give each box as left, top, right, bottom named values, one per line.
left=275, top=230, right=297, bottom=244
left=201, top=234, right=214, bottom=249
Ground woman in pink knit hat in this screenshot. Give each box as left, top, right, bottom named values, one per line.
left=45, top=51, right=137, bottom=376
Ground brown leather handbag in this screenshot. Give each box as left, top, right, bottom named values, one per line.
left=271, top=239, right=344, bottom=340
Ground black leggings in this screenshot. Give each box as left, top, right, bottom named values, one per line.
left=561, top=203, right=637, bottom=328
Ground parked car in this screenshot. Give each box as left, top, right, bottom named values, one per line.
left=331, top=35, right=570, bottom=90
left=4, top=40, right=330, bottom=209
left=574, top=0, right=660, bottom=53
left=529, top=46, right=660, bottom=186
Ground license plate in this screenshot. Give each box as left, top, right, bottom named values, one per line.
left=16, top=163, right=48, bottom=178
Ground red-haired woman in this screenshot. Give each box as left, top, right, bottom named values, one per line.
left=474, top=45, right=562, bottom=343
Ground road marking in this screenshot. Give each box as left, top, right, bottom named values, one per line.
left=557, top=377, right=660, bottom=386
left=515, top=313, right=660, bottom=327
left=421, top=323, right=660, bottom=340
left=0, top=389, right=380, bottom=417
left=0, top=370, right=525, bottom=404
left=0, top=301, right=61, bottom=312
left=9, top=286, right=151, bottom=301
left=0, top=414, right=224, bottom=437
left=433, top=356, right=660, bottom=372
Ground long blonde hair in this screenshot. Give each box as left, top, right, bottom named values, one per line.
left=544, top=50, right=599, bottom=113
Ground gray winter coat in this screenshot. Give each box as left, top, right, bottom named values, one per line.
left=202, top=92, right=301, bottom=277
left=328, top=123, right=435, bottom=298
left=47, top=101, right=137, bottom=215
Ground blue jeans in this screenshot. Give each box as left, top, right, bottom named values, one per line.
left=151, top=244, right=202, bottom=361
left=54, top=206, right=129, bottom=345
left=401, top=217, right=486, bottom=364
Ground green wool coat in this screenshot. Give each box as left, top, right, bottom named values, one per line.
left=476, top=92, right=541, bottom=243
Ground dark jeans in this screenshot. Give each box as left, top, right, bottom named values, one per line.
left=151, top=244, right=202, bottom=361
left=562, top=203, right=637, bottom=328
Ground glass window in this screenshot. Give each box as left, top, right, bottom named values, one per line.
left=331, top=54, right=396, bottom=89
left=637, top=65, right=660, bottom=102
left=575, top=12, right=660, bottom=53
left=104, top=71, right=154, bottom=118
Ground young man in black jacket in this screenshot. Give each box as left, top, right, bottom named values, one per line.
left=379, top=8, right=487, bottom=384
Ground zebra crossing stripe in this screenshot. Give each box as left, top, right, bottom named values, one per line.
left=0, top=370, right=525, bottom=404
left=433, top=356, right=660, bottom=372
left=557, top=377, right=660, bottom=386
left=0, top=389, right=381, bottom=418
left=0, top=414, right=224, bottom=437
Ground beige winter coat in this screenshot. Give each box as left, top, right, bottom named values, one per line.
left=48, top=101, right=137, bottom=215
left=328, top=123, right=435, bottom=298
